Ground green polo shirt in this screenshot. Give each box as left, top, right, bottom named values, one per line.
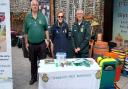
left=24, top=11, right=48, bottom=43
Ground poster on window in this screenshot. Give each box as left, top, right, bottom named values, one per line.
left=113, top=0, right=128, bottom=46
left=0, top=0, right=13, bottom=89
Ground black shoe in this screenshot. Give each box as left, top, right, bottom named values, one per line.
left=29, top=79, right=37, bottom=85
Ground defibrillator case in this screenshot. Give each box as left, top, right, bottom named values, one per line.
left=97, top=57, right=117, bottom=89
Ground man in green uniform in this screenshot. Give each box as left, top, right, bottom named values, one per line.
left=24, top=0, right=50, bottom=85
left=71, top=9, right=91, bottom=58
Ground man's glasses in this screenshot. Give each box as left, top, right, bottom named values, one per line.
left=32, top=4, right=38, bottom=6
left=58, top=16, right=63, bottom=18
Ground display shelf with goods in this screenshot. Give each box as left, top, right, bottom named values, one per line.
left=10, top=0, right=30, bottom=13
left=124, top=57, right=128, bottom=75
left=110, top=46, right=128, bottom=78
left=10, top=0, right=30, bottom=34
left=124, top=50, right=128, bottom=75
left=54, top=0, right=104, bottom=30
left=10, top=12, right=27, bottom=33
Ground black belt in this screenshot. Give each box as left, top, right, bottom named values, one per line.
left=29, top=40, right=45, bottom=45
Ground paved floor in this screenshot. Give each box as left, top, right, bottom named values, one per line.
left=117, top=76, right=128, bottom=89
left=12, top=47, right=38, bottom=89
left=12, top=47, right=128, bottom=89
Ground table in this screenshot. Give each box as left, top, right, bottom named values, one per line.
left=38, top=58, right=100, bottom=89
left=0, top=80, right=13, bottom=89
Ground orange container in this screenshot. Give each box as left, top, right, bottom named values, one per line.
left=104, top=52, right=118, bottom=59
left=95, top=41, right=108, bottom=48
left=93, top=41, right=109, bottom=58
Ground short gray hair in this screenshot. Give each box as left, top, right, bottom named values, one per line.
left=76, top=8, right=84, bottom=14
left=31, top=0, right=39, bottom=6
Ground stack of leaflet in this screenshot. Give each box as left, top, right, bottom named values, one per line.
left=124, top=57, right=128, bottom=72
left=72, top=58, right=93, bottom=67
left=125, top=48, right=128, bottom=55
left=125, top=49, right=128, bottom=72
left=54, top=58, right=93, bottom=67
left=111, top=47, right=128, bottom=76
left=111, top=47, right=126, bottom=62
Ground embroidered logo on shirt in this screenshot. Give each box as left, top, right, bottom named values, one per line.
left=39, top=20, right=42, bottom=24
left=42, top=73, right=49, bottom=83
left=56, top=30, right=59, bottom=33
left=65, top=29, right=67, bottom=33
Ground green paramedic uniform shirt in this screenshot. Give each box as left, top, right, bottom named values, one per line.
left=71, top=20, right=91, bottom=53
left=24, top=11, right=48, bottom=43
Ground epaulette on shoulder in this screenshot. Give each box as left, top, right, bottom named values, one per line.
left=73, top=22, right=78, bottom=25
left=83, top=20, right=91, bottom=25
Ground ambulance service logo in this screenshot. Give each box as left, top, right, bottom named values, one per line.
left=39, top=20, right=42, bottom=24
left=95, top=70, right=100, bottom=79
left=42, top=73, right=49, bottom=83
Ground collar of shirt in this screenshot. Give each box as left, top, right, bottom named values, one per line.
left=30, top=11, right=40, bottom=20
left=78, top=20, right=82, bottom=25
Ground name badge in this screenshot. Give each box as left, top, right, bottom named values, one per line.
left=81, top=27, right=83, bottom=32
left=81, top=25, right=84, bottom=32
